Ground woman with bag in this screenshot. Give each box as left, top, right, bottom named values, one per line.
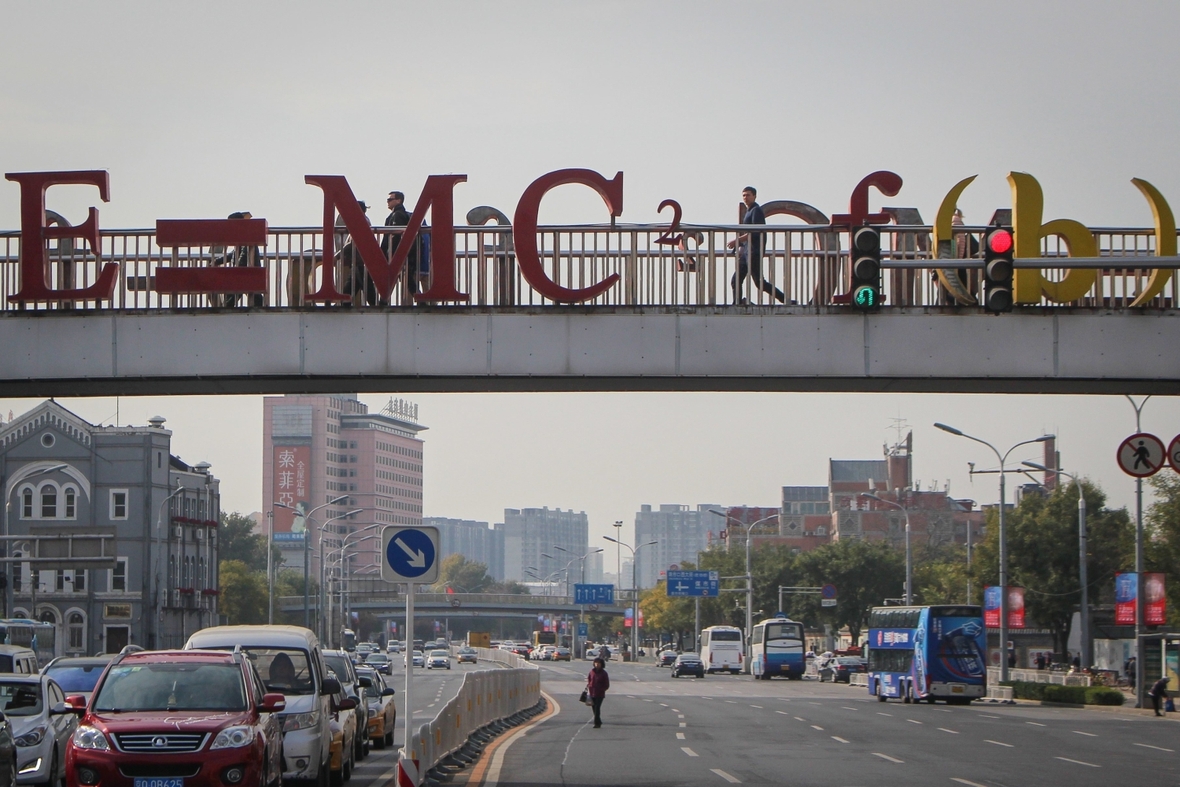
left=586, top=657, right=610, bottom=728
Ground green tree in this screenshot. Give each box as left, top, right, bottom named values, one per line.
left=220, top=512, right=268, bottom=572
left=218, top=559, right=267, bottom=624
left=795, top=539, right=905, bottom=643
left=911, top=543, right=971, bottom=606
left=492, top=579, right=531, bottom=594
left=432, top=554, right=497, bottom=593
left=1145, top=473, right=1180, bottom=628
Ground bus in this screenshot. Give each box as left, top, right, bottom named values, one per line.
left=866, top=605, right=986, bottom=704
left=341, top=628, right=356, bottom=652
left=699, top=625, right=743, bottom=674
left=531, top=630, right=556, bottom=650
left=750, top=614, right=805, bottom=680
left=0, top=619, right=57, bottom=666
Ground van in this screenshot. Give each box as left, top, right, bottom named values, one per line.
left=185, top=625, right=338, bottom=787
left=0, top=645, right=38, bottom=674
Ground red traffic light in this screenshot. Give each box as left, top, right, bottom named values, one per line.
left=987, top=229, right=1013, bottom=255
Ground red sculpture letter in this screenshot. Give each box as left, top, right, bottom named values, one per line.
left=155, top=219, right=269, bottom=294
left=512, top=169, right=623, bottom=302
left=5, top=170, right=118, bottom=303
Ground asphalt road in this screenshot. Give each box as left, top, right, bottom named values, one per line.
left=482, top=660, right=1177, bottom=787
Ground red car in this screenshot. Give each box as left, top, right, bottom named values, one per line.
left=66, top=649, right=286, bottom=787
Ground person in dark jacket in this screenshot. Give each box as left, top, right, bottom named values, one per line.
left=587, top=657, right=610, bottom=728
left=383, top=190, right=423, bottom=298
left=1150, top=676, right=1170, bottom=716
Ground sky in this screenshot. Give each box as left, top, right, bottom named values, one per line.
left=1, top=1, right=1178, bottom=542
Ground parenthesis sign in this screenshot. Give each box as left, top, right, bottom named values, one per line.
left=654, top=199, right=683, bottom=245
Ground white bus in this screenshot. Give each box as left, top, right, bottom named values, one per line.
left=699, top=625, right=743, bottom=674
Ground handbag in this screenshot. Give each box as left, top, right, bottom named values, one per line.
left=579, top=689, right=589, bottom=704
left=1166, top=697, right=1175, bottom=713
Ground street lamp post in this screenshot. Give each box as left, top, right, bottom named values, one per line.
left=554, top=545, right=603, bottom=658
left=861, top=493, right=913, bottom=605
left=935, top=423, right=1054, bottom=683
left=326, top=528, right=381, bottom=647
left=274, top=495, right=348, bottom=630
left=1023, top=460, right=1088, bottom=668
left=317, top=509, right=365, bottom=642
left=604, top=537, right=656, bottom=663
left=706, top=510, right=778, bottom=673
left=1125, top=395, right=1150, bottom=709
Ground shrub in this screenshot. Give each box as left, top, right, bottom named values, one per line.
left=1000, top=681, right=1124, bottom=706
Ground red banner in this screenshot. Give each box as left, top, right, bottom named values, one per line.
left=273, top=445, right=310, bottom=542
left=1146, top=572, right=1167, bottom=626
left=1008, top=587, right=1025, bottom=629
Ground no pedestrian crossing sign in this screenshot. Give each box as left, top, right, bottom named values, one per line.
left=381, top=526, right=440, bottom=584
left=665, top=570, right=720, bottom=597
left=1117, top=433, right=1166, bottom=478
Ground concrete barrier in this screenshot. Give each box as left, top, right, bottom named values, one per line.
left=849, top=674, right=868, bottom=688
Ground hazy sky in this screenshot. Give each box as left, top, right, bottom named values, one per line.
left=2, top=2, right=1178, bottom=542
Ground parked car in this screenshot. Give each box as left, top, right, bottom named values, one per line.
left=354, top=668, right=396, bottom=750
left=671, top=653, right=705, bottom=679
left=1, top=674, right=77, bottom=787
left=364, top=653, right=392, bottom=675
left=818, top=656, right=867, bottom=683
left=0, top=705, right=14, bottom=787
left=322, top=669, right=359, bottom=786
left=321, top=651, right=370, bottom=763
left=66, top=648, right=286, bottom=787
left=456, top=648, right=478, bottom=665
left=405, top=650, right=425, bottom=668
left=184, top=624, right=336, bottom=787
left=41, top=657, right=114, bottom=703
left=658, top=650, right=679, bottom=667
left=426, top=650, right=451, bottom=670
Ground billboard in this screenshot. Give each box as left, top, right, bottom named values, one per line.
left=1115, top=572, right=1138, bottom=625
left=983, top=586, right=1001, bottom=628
left=273, top=445, right=311, bottom=542
left=1008, top=587, right=1025, bottom=629
left=1145, top=572, right=1167, bottom=626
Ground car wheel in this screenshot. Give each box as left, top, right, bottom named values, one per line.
left=385, top=729, right=395, bottom=748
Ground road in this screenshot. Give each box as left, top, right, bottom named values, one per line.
left=481, top=660, right=1177, bottom=787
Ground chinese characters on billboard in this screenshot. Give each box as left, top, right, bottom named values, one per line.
left=1115, top=572, right=1138, bottom=625
left=273, top=445, right=310, bottom=542
left=983, top=586, right=1024, bottom=628
left=1145, top=572, right=1167, bottom=626
left=984, top=586, right=1001, bottom=628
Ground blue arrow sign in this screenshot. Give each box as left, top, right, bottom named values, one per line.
left=666, top=570, right=719, bottom=597
left=382, top=526, right=439, bottom=582
left=574, top=584, right=615, bottom=605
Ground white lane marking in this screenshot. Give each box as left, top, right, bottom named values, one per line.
left=1056, top=757, right=1100, bottom=768
left=671, top=709, right=679, bottom=713
left=682, top=747, right=699, bottom=757
left=808, top=702, right=822, bottom=706
left=676, top=732, right=686, bottom=740
left=679, top=722, right=686, bottom=727
left=643, top=699, right=654, bottom=703
left=626, top=695, right=635, bottom=698
left=678, top=714, right=685, bottom=719
left=711, top=769, right=741, bottom=783
left=832, top=736, right=849, bottom=743
left=935, top=708, right=952, bottom=713
left=725, top=700, right=737, bottom=704
left=1073, top=730, right=1097, bottom=737
left=794, top=716, right=806, bottom=722
left=985, top=740, right=1013, bottom=748
left=938, top=728, right=959, bottom=734
left=979, top=714, right=1001, bottom=719
left=873, top=753, right=904, bottom=763
left=907, top=719, right=922, bottom=725
left=842, top=706, right=858, bottom=711
left=811, top=725, right=824, bottom=731
left=750, top=704, right=763, bottom=708
left=776, top=711, right=789, bottom=715
left=951, top=779, right=990, bottom=787
left=877, top=712, right=893, bottom=717
left=1026, top=721, right=1046, bottom=726
left=660, top=703, right=668, bottom=707
left=1134, top=742, right=1174, bottom=752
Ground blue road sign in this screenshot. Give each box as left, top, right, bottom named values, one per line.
left=578, top=622, right=589, bottom=638
left=381, top=526, right=440, bottom=583
left=574, top=584, right=615, bottom=605
left=666, top=570, right=720, bottom=597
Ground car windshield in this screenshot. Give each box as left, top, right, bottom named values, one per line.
left=367, top=654, right=388, bottom=662
left=323, top=655, right=354, bottom=685
left=0, top=682, right=43, bottom=717
left=459, top=648, right=474, bottom=654
left=238, top=648, right=315, bottom=696
left=94, top=662, right=246, bottom=712
left=44, top=664, right=107, bottom=693
left=836, top=657, right=862, bottom=665
left=430, top=650, right=448, bottom=657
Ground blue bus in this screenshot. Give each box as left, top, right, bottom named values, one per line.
left=866, top=605, right=986, bottom=704
left=750, top=614, right=806, bottom=680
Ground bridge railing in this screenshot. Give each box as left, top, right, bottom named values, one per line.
left=278, top=587, right=573, bottom=608
left=1, top=224, right=1176, bottom=311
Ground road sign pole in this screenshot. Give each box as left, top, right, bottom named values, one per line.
left=694, top=597, right=700, bottom=652
left=403, top=580, right=414, bottom=752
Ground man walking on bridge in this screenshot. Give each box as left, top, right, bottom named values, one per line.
left=728, top=186, right=786, bottom=305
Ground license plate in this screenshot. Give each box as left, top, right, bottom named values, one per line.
left=951, top=685, right=965, bottom=694
left=134, top=779, right=183, bottom=787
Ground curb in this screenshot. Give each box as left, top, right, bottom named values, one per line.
left=419, top=695, right=552, bottom=786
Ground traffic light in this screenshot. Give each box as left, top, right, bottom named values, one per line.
left=983, top=227, right=1014, bottom=312
left=850, top=226, right=882, bottom=309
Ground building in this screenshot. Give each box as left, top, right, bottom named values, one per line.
left=262, top=395, right=426, bottom=584
left=502, top=507, right=588, bottom=583
left=425, top=517, right=505, bottom=580
left=585, top=549, right=604, bottom=584
left=0, top=401, right=220, bottom=654
left=633, top=504, right=725, bottom=588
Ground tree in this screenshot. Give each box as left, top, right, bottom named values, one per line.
left=1145, top=474, right=1180, bottom=628
left=794, top=538, right=905, bottom=643
left=431, top=554, right=496, bottom=593
left=220, top=512, right=268, bottom=572
left=911, top=543, right=971, bottom=606
left=219, top=559, right=267, bottom=625
left=640, top=581, right=695, bottom=639
left=492, top=579, right=531, bottom=594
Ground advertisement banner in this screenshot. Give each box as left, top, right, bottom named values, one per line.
left=272, top=445, right=311, bottom=542
left=1008, top=587, right=1026, bottom=629
left=983, top=586, right=1001, bottom=628
left=624, top=608, right=632, bottom=628
left=1145, top=572, right=1167, bottom=626
left=1115, top=572, right=1138, bottom=625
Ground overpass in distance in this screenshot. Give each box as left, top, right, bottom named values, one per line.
left=1, top=217, right=1178, bottom=396
left=276, top=591, right=629, bottom=617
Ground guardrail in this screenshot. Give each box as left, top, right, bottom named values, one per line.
left=987, top=667, right=1091, bottom=686
left=2, top=224, right=1177, bottom=310
left=849, top=673, right=869, bottom=688
left=402, top=647, right=540, bottom=782
left=279, top=589, right=575, bottom=608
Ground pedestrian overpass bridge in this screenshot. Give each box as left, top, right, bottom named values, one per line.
left=277, top=590, right=628, bottom=618
left=3, top=217, right=1178, bottom=396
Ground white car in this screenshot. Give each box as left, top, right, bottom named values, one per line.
left=405, top=649, right=425, bottom=668
left=427, top=649, right=451, bottom=670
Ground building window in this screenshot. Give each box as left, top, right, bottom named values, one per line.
left=56, top=571, right=66, bottom=591
left=63, top=487, right=76, bottom=519
left=40, top=485, right=57, bottom=518
left=73, top=570, right=86, bottom=592
left=111, top=558, right=127, bottom=592
left=68, top=612, right=85, bottom=651
left=21, top=489, right=32, bottom=519
left=110, top=490, right=128, bottom=520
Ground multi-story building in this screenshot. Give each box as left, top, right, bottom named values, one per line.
left=585, top=550, right=604, bottom=584
left=0, top=401, right=220, bottom=654
left=262, top=395, right=426, bottom=582
left=634, top=504, right=725, bottom=588
left=425, top=517, right=505, bottom=580
left=502, top=508, right=588, bottom=583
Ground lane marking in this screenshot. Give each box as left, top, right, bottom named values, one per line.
left=808, top=702, right=822, bottom=706
left=660, top=703, right=668, bottom=707
left=1072, top=730, right=1097, bottom=737
left=711, top=769, right=741, bottom=784
left=842, top=706, right=858, bottom=711
left=1134, top=742, right=1174, bottom=753
left=671, top=709, right=679, bottom=713
left=750, top=704, right=763, bottom=708
left=725, top=700, right=737, bottom=704
left=775, top=711, right=789, bottom=715
left=681, top=747, right=699, bottom=757
left=985, top=740, right=1013, bottom=748
left=794, top=716, right=805, bottom=722
left=644, top=699, right=654, bottom=703
left=935, top=708, right=952, bottom=713
left=1026, top=721, right=1046, bottom=727
left=1055, top=757, right=1099, bottom=768
left=873, top=753, right=904, bottom=763
left=679, top=722, right=686, bottom=727
left=951, top=779, right=989, bottom=787
left=832, top=736, right=849, bottom=743
left=471, top=690, right=561, bottom=787
left=877, top=712, right=893, bottom=717
left=676, top=732, right=685, bottom=740
left=979, top=714, right=1000, bottom=719
left=811, top=725, right=824, bottom=731
left=678, top=714, right=685, bottom=719
left=907, top=719, right=922, bottom=725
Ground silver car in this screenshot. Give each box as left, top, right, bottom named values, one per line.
left=0, top=675, right=76, bottom=787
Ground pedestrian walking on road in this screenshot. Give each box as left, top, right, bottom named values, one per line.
left=1150, top=676, right=1170, bottom=716
left=587, top=657, right=610, bottom=728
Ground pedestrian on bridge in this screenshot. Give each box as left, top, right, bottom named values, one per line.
left=587, top=657, right=610, bottom=729
left=727, top=186, right=785, bottom=306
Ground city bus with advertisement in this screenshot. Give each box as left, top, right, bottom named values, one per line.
left=699, top=625, right=743, bottom=674
left=750, top=614, right=806, bottom=680
left=866, top=605, right=986, bottom=704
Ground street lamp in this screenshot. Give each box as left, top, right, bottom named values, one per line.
left=318, top=509, right=366, bottom=642
left=554, top=546, right=603, bottom=657
left=1024, top=460, right=1089, bottom=668
left=326, top=527, right=381, bottom=647
left=706, top=510, right=778, bottom=673
left=604, top=536, right=657, bottom=663
left=274, top=495, right=349, bottom=629
left=612, top=521, right=623, bottom=589
left=861, top=493, right=913, bottom=605
left=935, top=423, right=1054, bottom=683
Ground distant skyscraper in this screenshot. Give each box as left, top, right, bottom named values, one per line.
left=634, top=504, right=724, bottom=588
left=425, top=517, right=505, bottom=580
left=585, top=550, right=604, bottom=584
left=502, top=508, right=589, bottom=583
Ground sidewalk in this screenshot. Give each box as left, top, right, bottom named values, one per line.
left=1011, top=697, right=1180, bottom=720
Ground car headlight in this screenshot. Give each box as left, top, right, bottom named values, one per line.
left=210, top=726, right=255, bottom=750
left=15, top=725, right=46, bottom=747
left=282, top=712, right=320, bottom=733
left=71, top=726, right=110, bottom=751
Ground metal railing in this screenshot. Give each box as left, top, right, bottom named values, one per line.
left=987, top=666, right=1091, bottom=687
left=2, top=224, right=1177, bottom=311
